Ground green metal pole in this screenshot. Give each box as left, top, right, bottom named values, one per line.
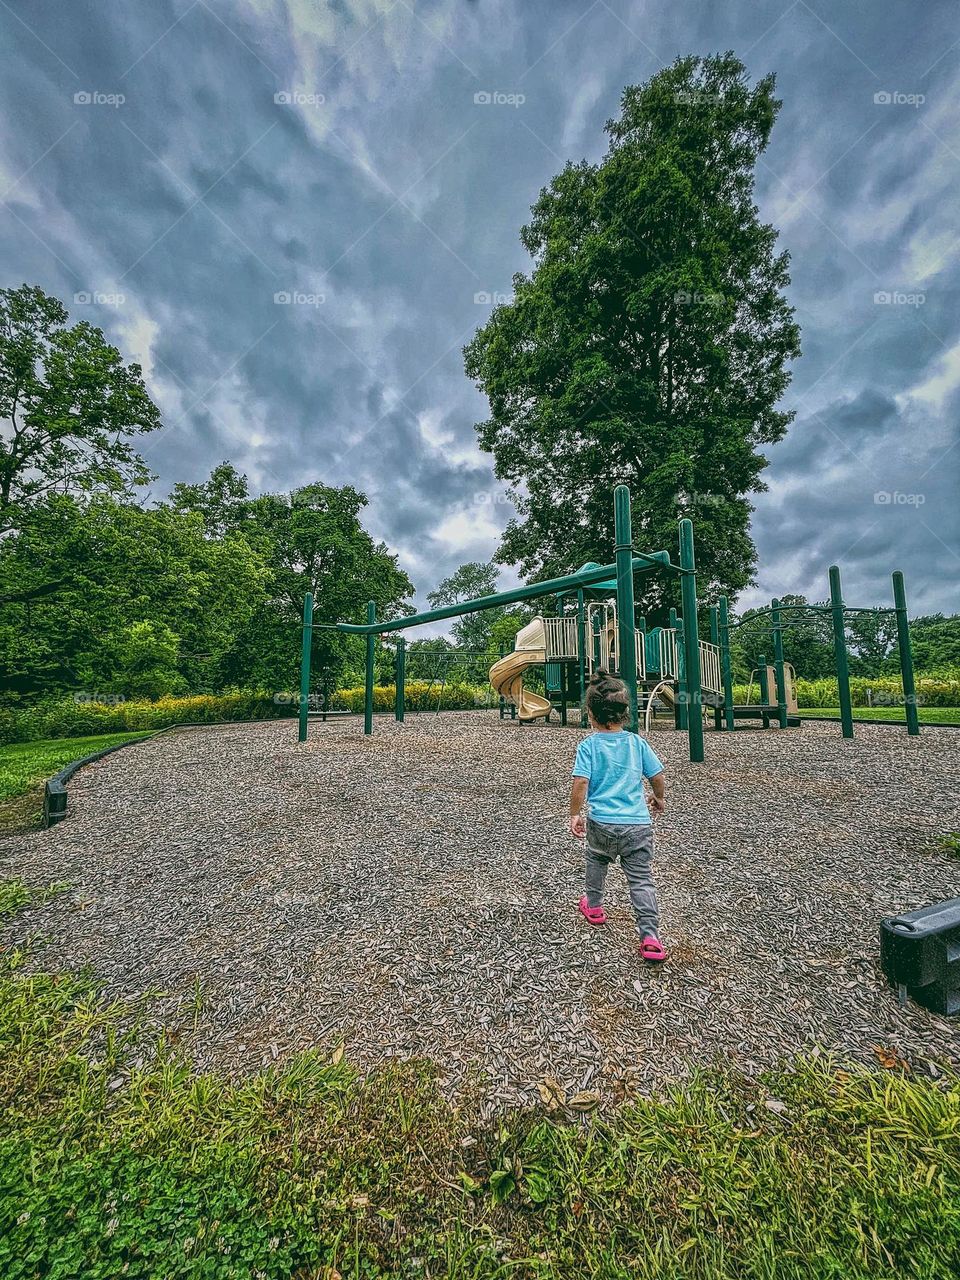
left=576, top=588, right=587, bottom=728
left=298, top=591, right=313, bottom=743
left=498, top=642, right=506, bottom=720
left=364, top=599, right=376, bottom=736
left=395, top=636, right=405, bottom=723
left=771, top=599, right=788, bottom=729
left=670, top=606, right=687, bottom=730
left=708, top=605, right=721, bottom=732
left=719, top=596, right=735, bottom=731
left=614, top=485, right=639, bottom=733
left=679, top=519, right=704, bottom=762
left=893, top=571, right=920, bottom=736
left=829, top=565, right=854, bottom=739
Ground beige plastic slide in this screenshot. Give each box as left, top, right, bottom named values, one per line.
left=489, top=617, right=552, bottom=721
left=658, top=683, right=676, bottom=710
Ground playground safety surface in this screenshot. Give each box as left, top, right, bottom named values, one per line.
left=3, top=713, right=959, bottom=1109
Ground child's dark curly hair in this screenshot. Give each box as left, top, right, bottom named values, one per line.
left=586, top=669, right=630, bottom=726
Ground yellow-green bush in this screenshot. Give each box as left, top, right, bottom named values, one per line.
left=0, top=691, right=291, bottom=744
left=0, top=683, right=499, bottom=744
left=732, top=673, right=960, bottom=708
left=335, top=681, right=492, bottom=713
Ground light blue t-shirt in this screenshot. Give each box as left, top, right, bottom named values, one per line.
left=571, top=731, right=664, bottom=825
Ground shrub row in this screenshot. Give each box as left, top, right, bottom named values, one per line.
left=0, top=691, right=292, bottom=745
left=335, top=681, right=493, bottom=713
left=6, top=670, right=957, bottom=746
left=0, top=682, right=498, bottom=744
left=732, top=674, right=960, bottom=708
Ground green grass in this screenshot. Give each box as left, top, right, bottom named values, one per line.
left=0, top=731, right=154, bottom=802
left=1, top=884, right=959, bottom=1279
left=0, top=732, right=153, bottom=833
left=796, top=706, right=960, bottom=725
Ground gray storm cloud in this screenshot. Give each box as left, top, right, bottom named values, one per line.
left=1, top=0, right=957, bottom=615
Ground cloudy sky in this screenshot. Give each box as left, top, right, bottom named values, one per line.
left=2, top=0, right=958, bottom=621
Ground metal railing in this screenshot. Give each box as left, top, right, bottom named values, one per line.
left=634, top=630, right=647, bottom=680
left=586, top=604, right=614, bottom=673
left=658, top=628, right=679, bottom=679
left=653, top=630, right=720, bottom=692
left=541, top=616, right=579, bottom=660
left=698, top=639, right=721, bottom=693
left=539, top=611, right=648, bottom=680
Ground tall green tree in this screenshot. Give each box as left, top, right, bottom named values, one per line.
left=464, top=53, right=801, bottom=620
left=846, top=610, right=899, bottom=675
left=909, top=615, right=960, bottom=672
left=0, top=494, right=266, bottom=699
left=170, top=465, right=414, bottom=689
left=426, top=561, right=503, bottom=650
left=0, top=285, right=160, bottom=536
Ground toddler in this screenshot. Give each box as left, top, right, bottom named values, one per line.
left=568, top=670, right=667, bottom=962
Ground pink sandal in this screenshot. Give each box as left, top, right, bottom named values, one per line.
left=578, top=896, right=607, bottom=926
left=638, top=935, right=667, bottom=963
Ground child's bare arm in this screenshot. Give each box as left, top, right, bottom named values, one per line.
left=648, top=771, right=666, bottom=814
left=569, top=777, right=588, bottom=837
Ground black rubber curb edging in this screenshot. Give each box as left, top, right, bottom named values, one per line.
left=43, top=733, right=156, bottom=828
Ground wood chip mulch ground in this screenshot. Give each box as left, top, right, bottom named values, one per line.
left=2, top=712, right=959, bottom=1109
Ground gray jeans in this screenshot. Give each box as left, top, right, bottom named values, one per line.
left=585, top=818, right=659, bottom=938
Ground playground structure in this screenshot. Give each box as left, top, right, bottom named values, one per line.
left=488, top=592, right=725, bottom=733
left=301, top=485, right=921, bottom=762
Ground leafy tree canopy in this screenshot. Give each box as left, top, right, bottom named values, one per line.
left=0, top=284, right=161, bottom=533
left=906, top=614, right=960, bottom=673
left=0, top=461, right=415, bottom=702
left=0, top=494, right=266, bottom=699
left=464, top=53, right=801, bottom=621
left=426, top=561, right=504, bottom=650
left=168, top=463, right=414, bottom=689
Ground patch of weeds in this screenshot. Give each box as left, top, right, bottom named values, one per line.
left=939, top=832, right=960, bottom=858
left=1, top=880, right=959, bottom=1279
left=0, top=787, right=45, bottom=837
left=0, top=879, right=68, bottom=919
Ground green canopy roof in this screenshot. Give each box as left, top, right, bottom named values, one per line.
left=570, top=562, right=618, bottom=596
